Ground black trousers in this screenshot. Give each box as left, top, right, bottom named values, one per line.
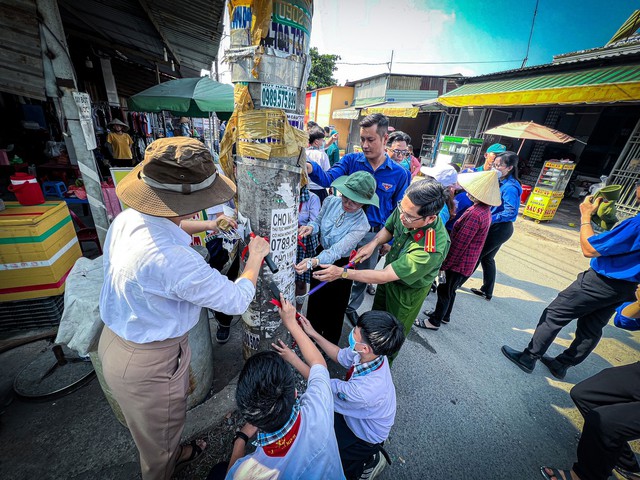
left=306, top=255, right=352, bottom=345
left=571, top=362, right=640, bottom=480
left=525, top=268, right=637, bottom=366
left=206, top=461, right=229, bottom=480
left=474, top=221, right=514, bottom=297
left=334, top=412, right=381, bottom=480
left=431, top=270, right=468, bottom=327
left=206, top=241, right=240, bottom=328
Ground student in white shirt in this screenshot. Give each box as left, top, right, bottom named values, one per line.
left=306, top=127, right=331, bottom=203
left=98, top=137, right=270, bottom=480
left=278, top=310, right=405, bottom=480
left=207, top=297, right=345, bottom=480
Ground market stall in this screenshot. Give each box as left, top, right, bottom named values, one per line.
left=523, top=160, right=576, bottom=222
left=434, top=135, right=484, bottom=167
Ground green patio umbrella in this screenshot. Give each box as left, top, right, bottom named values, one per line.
left=128, top=77, right=234, bottom=119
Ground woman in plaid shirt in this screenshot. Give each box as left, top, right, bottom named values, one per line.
left=417, top=170, right=502, bottom=330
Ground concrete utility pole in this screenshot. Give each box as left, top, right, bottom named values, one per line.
left=222, top=0, right=313, bottom=358
left=36, top=0, right=109, bottom=245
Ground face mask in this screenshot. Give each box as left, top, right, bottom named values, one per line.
left=491, top=167, right=504, bottom=179
left=348, top=329, right=365, bottom=354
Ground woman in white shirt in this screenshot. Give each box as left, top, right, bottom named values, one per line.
left=98, top=138, right=269, bottom=480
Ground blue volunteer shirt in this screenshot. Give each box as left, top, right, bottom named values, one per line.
left=614, top=302, right=640, bottom=331
left=309, top=152, right=410, bottom=229
left=491, top=175, right=522, bottom=224
left=588, top=214, right=640, bottom=282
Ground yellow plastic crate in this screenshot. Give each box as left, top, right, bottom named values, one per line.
left=0, top=201, right=82, bottom=302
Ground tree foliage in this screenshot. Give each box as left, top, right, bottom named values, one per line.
left=307, top=47, right=341, bottom=90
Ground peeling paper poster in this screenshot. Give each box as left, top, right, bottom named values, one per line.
left=270, top=207, right=297, bottom=300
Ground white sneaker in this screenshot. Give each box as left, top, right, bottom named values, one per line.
left=359, top=451, right=388, bottom=480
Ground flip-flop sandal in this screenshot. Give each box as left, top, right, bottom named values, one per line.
left=174, top=439, right=206, bottom=474
left=540, top=466, right=573, bottom=480
left=414, top=317, right=439, bottom=330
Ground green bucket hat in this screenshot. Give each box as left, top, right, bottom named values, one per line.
left=331, top=171, right=379, bottom=207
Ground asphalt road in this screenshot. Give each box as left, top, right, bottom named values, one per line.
left=1, top=207, right=638, bottom=479
left=374, top=216, right=640, bottom=480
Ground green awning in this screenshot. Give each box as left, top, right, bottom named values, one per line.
left=128, top=77, right=234, bottom=118
left=438, top=64, right=640, bottom=108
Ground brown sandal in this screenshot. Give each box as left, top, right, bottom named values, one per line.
left=174, top=439, right=206, bottom=473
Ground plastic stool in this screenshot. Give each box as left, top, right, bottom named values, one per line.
left=42, top=181, right=67, bottom=198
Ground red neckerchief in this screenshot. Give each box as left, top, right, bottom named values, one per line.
left=262, top=413, right=302, bottom=457
left=345, top=358, right=384, bottom=381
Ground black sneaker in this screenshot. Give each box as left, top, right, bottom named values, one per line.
left=359, top=451, right=388, bottom=480
left=614, top=466, right=640, bottom=479
left=216, top=325, right=231, bottom=344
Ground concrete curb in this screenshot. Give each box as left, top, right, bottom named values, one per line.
left=183, top=375, right=238, bottom=440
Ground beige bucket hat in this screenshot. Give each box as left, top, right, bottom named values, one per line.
left=116, top=137, right=236, bottom=217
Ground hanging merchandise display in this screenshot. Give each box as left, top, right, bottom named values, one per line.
left=523, top=160, right=576, bottom=222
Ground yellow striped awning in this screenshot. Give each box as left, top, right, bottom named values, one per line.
left=362, top=101, right=420, bottom=118
left=438, top=64, right=640, bottom=108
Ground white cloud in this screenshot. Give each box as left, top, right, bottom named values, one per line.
left=311, top=0, right=467, bottom=83
left=216, top=0, right=480, bottom=86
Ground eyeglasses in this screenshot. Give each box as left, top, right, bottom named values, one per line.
left=388, top=148, right=410, bottom=157
left=341, top=196, right=363, bottom=208
left=397, top=201, right=425, bottom=223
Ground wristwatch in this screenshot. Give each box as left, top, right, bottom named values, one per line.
left=341, top=267, right=349, bottom=279
left=306, top=258, right=313, bottom=271
left=233, top=431, right=249, bottom=445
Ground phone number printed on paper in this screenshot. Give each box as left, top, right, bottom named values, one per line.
left=261, top=83, right=297, bottom=111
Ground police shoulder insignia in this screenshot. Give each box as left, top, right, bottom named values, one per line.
left=424, top=228, right=436, bottom=253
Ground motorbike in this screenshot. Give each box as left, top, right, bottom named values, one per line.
left=564, top=173, right=605, bottom=200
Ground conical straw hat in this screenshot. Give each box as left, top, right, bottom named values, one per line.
left=457, top=170, right=502, bottom=206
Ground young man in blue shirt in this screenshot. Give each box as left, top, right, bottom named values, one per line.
left=274, top=310, right=405, bottom=480
left=502, top=184, right=640, bottom=379
left=306, top=113, right=411, bottom=324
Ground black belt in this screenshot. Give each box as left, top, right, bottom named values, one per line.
left=370, top=225, right=382, bottom=233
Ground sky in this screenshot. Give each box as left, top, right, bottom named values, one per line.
left=216, top=0, right=636, bottom=84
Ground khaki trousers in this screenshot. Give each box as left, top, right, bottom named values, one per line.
left=98, top=326, right=191, bottom=480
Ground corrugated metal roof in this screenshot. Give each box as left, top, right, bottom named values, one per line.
left=461, top=44, right=640, bottom=85
left=438, top=64, right=640, bottom=108
left=0, top=0, right=46, bottom=100
left=59, top=0, right=225, bottom=78
left=345, top=72, right=462, bottom=87
left=442, top=64, right=640, bottom=97
left=385, top=89, right=438, bottom=102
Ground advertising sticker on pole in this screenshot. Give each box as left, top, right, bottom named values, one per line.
left=269, top=206, right=298, bottom=300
